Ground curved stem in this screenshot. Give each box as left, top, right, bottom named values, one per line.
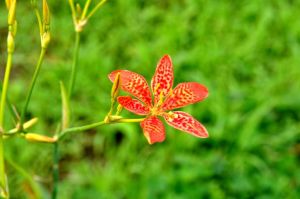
left=0, top=80, right=19, bottom=124
left=20, top=48, right=47, bottom=129
left=68, top=32, right=81, bottom=98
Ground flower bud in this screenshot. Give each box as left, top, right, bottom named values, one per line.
left=9, top=118, right=39, bottom=133
left=25, top=133, right=57, bottom=143
left=5, top=0, right=11, bottom=9
left=41, top=31, right=51, bottom=49
left=8, top=0, right=16, bottom=25
left=76, top=3, right=82, bottom=17
left=43, top=0, right=50, bottom=26
left=111, top=72, right=121, bottom=101
left=7, top=32, right=14, bottom=53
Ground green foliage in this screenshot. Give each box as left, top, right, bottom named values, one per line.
left=0, top=0, right=300, bottom=198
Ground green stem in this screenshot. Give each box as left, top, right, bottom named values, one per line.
left=0, top=51, right=13, bottom=197
left=86, top=0, right=107, bottom=20
left=51, top=142, right=59, bottom=199
left=0, top=80, right=19, bottom=124
left=68, top=32, right=81, bottom=98
left=81, top=0, right=92, bottom=20
left=20, top=48, right=47, bottom=129
left=58, top=118, right=145, bottom=140
left=52, top=28, right=80, bottom=199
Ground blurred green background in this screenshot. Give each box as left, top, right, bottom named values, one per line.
left=1, top=0, right=300, bottom=198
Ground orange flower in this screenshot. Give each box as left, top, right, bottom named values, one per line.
left=109, top=55, right=209, bottom=144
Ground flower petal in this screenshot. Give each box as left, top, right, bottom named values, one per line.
left=162, top=82, right=208, bottom=111
left=140, top=116, right=166, bottom=144
left=109, top=70, right=152, bottom=106
left=118, top=96, right=150, bottom=115
left=151, top=55, right=174, bottom=104
left=163, top=111, right=208, bottom=138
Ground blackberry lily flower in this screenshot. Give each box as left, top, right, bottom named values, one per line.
left=109, top=55, right=209, bottom=144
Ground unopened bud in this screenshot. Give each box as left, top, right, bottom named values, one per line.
left=111, top=72, right=121, bottom=101
left=25, top=133, right=57, bottom=143
left=76, top=3, right=82, bottom=17
left=9, top=118, right=39, bottom=134
left=5, top=0, right=11, bottom=9
left=7, top=32, right=14, bottom=53
left=43, top=0, right=50, bottom=26
left=41, top=31, right=51, bottom=49
left=23, top=118, right=39, bottom=129
left=8, top=0, right=16, bottom=25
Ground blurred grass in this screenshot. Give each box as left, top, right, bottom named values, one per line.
left=1, top=0, right=300, bottom=198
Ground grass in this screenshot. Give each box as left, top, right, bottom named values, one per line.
left=1, top=0, right=300, bottom=198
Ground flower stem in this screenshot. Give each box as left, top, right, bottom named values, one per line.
left=52, top=28, right=80, bottom=199
left=0, top=80, right=19, bottom=124
left=51, top=142, right=59, bottom=199
left=20, top=48, right=47, bottom=130
left=58, top=118, right=145, bottom=140
left=0, top=48, right=13, bottom=199
left=68, top=32, right=81, bottom=98
left=86, top=0, right=107, bottom=20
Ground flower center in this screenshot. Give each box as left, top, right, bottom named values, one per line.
left=150, top=91, right=165, bottom=116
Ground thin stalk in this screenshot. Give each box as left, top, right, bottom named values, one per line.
left=81, top=0, right=92, bottom=20
left=51, top=142, right=59, bottom=199
left=86, top=0, right=107, bottom=20
left=0, top=51, right=13, bottom=197
left=68, top=32, right=81, bottom=98
left=58, top=118, right=145, bottom=140
left=0, top=81, right=19, bottom=124
left=68, top=0, right=77, bottom=24
left=52, top=27, right=80, bottom=199
left=20, top=48, right=47, bottom=129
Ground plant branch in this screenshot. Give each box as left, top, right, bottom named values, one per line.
left=58, top=118, right=145, bottom=140
left=0, top=81, right=19, bottom=124
left=20, top=48, right=47, bottom=130
left=51, top=142, right=59, bottom=199
left=0, top=32, right=14, bottom=198
left=68, top=32, right=81, bottom=98
left=86, top=0, right=107, bottom=20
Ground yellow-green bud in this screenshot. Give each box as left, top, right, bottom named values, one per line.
left=43, top=0, right=50, bottom=26
left=76, top=3, right=82, bottom=17
left=5, top=0, right=11, bottom=9
left=7, top=32, right=14, bottom=53
left=9, top=118, right=39, bottom=134
left=25, top=133, right=57, bottom=143
left=41, top=31, right=51, bottom=49
left=8, top=0, right=16, bottom=25
left=111, top=72, right=121, bottom=101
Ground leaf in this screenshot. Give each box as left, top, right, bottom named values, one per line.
left=60, top=81, right=70, bottom=130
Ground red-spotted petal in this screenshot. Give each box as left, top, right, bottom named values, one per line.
left=162, top=82, right=208, bottom=111
left=109, top=70, right=152, bottom=106
left=140, top=116, right=166, bottom=144
left=151, top=55, right=174, bottom=104
left=163, top=111, right=208, bottom=138
left=117, top=96, right=150, bottom=115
